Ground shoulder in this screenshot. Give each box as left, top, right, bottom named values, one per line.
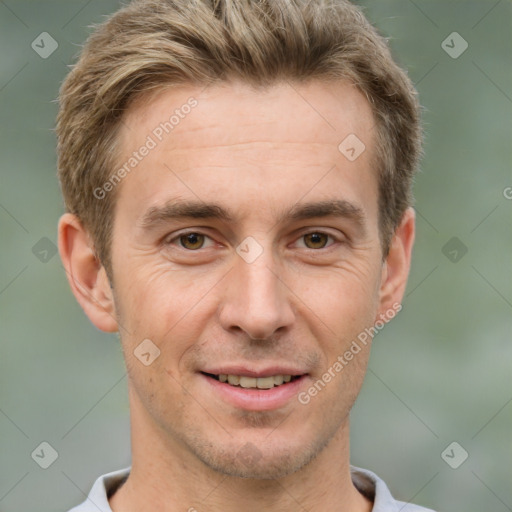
left=395, top=501, right=437, bottom=512
left=350, top=466, right=437, bottom=512
left=65, top=467, right=130, bottom=512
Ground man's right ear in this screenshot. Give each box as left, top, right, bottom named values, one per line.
left=58, top=213, right=118, bottom=333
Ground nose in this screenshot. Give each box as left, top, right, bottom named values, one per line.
left=218, top=246, right=295, bottom=340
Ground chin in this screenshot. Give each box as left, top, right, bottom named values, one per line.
left=202, top=451, right=310, bottom=480
left=189, top=434, right=324, bottom=480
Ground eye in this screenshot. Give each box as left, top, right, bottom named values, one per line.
left=296, top=231, right=336, bottom=250
left=167, top=231, right=215, bottom=250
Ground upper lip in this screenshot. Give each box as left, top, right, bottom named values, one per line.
left=200, top=366, right=309, bottom=378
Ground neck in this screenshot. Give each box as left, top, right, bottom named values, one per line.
left=110, top=390, right=372, bottom=512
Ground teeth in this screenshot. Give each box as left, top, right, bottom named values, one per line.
left=227, top=375, right=240, bottom=385
left=273, top=375, right=284, bottom=385
left=239, top=376, right=257, bottom=388
left=218, top=374, right=296, bottom=389
left=256, top=376, right=275, bottom=389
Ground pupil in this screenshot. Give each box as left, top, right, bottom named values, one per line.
left=307, top=233, right=326, bottom=248
left=182, top=233, right=203, bottom=249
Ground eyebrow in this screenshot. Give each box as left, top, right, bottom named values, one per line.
left=138, top=198, right=367, bottom=233
left=139, top=200, right=234, bottom=229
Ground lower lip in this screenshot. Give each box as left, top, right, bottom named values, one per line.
left=200, top=373, right=308, bottom=411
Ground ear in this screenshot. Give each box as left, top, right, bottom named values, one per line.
left=58, top=213, right=118, bottom=332
left=376, top=207, right=415, bottom=321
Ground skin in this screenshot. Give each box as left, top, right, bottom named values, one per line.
left=58, top=80, right=415, bottom=512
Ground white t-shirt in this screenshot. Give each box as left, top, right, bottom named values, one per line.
left=67, top=466, right=436, bottom=511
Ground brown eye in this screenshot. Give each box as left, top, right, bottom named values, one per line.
left=303, top=232, right=329, bottom=249
left=179, top=232, right=205, bottom=250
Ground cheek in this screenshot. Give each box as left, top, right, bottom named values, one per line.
left=113, top=263, right=224, bottom=399
left=295, top=256, right=381, bottom=330
left=299, top=270, right=376, bottom=415
left=115, top=260, right=218, bottom=335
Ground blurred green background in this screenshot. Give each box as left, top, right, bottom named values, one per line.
left=0, top=1, right=511, bottom=511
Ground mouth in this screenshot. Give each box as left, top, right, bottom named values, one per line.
left=199, top=370, right=309, bottom=411
left=201, top=372, right=302, bottom=389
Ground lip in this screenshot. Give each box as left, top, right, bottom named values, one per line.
left=200, top=366, right=308, bottom=378
left=200, top=372, right=309, bottom=411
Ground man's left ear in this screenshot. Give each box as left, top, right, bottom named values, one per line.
left=376, top=207, right=415, bottom=320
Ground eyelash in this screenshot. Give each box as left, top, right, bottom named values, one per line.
left=165, top=230, right=340, bottom=251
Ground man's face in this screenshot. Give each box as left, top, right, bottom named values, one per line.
left=110, top=80, right=385, bottom=478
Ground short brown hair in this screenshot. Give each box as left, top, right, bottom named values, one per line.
left=57, top=0, right=422, bottom=276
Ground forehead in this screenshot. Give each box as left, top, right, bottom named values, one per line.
left=123, top=79, right=374, bottom=149
left=115, top=80, right=378, bottom=227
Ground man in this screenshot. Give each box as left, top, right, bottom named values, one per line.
left=57, top=0, right=434, bottom=510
